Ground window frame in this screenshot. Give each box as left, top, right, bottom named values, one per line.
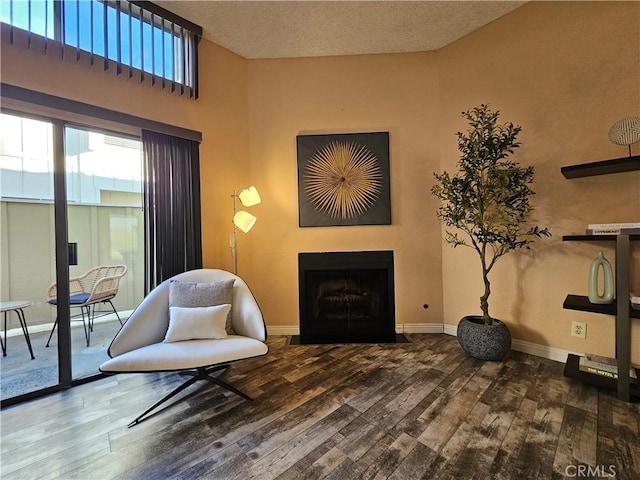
left=1, top=0, right=202, bottom=99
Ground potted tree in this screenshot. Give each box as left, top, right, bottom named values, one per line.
left=431, top=105, right=550, bottom=361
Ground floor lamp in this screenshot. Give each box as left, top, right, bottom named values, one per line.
left=231, top=186, right=261, bottom=274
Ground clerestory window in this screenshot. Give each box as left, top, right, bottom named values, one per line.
left=1, top=0, right=202, bottom=98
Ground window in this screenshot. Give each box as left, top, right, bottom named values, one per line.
left=1, top=0, right=201, bottom=98
left=0, top=117, right=142, bottom=205
left=0, top=112, right=145, bottom=399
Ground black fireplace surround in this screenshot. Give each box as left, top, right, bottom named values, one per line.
left=298, top=251, right=395, bottom=344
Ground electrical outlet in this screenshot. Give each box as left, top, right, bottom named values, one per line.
left=571, top=321, right=586, bottom=339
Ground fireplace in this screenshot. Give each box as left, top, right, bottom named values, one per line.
left=298, top=251, right=395, bottom=344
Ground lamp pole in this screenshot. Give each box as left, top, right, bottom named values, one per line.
left=230, top=186, right=260, bottom=275
left=231, top=190, right=238, bottom=274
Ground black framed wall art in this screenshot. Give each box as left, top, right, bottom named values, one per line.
left=297, top=132, right=391, bottom=227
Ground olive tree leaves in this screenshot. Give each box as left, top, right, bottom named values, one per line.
left=431, top=105, right=550, bottom=323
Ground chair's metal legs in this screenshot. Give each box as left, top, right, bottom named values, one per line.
left=47, top=300, right=122, bottom=351
left=2, top=310, right=35, bottom=359
left=46, top=307, right=91, bottom=348
left=128, top=374, right=201, bottom=427
left=179, top=364, right=228, bottom=377
left=16, top=308, right=35, bottom=360
left=1, top=312, right=6, bottom=356
left=127, top=365, right=252, bottom=428
left=203, top=375, right=252, bottom=401
left=107, top=300, right=123, bottom=325
left=89, top=305, right=94, bottom=332
left=45, top=317, right=58, bottom=348
left=46, top=313, right=88, bottom=347
left=81, top=306, right=91, bottom=347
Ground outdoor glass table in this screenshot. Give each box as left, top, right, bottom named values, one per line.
left=0, top=301, right=35, bottom=360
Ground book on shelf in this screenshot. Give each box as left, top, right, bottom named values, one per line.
left=578, top=354, right=637, bottom=382
left=632, top=292, right=640, bottom=310
left=586, top=228, right=640, bottom=235
left=586, top=222, right=640, bottom=236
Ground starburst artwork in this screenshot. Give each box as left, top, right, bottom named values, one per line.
left=304, top=141, right=382, bottom=219
left=297, top=132, right=391, bottom=227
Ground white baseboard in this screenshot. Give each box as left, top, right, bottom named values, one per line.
left=441, top=322, right=575, bottom=363
left=399, top=323, right=444, bottom=334
left=268, top=322, right=577, bottom=364
left=510, top=339, right=577, bottom=363
left=443, top=323, right=457, bottom=336
left=268, top=325, right=300, bottom=336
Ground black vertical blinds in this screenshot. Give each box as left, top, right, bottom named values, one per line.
left=141, top=129, right=202, bottom=292
left=2, top=0, right=202, bottom=99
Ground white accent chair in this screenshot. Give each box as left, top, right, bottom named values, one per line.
left=100, top=269, right=268, bottom=427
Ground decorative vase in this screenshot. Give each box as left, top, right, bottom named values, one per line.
left=456, top=316, right=512, bottom=361
left=588, top=251, right=614, bottom=304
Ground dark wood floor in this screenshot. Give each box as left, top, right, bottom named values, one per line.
left=1, top=334, right=639, bottom=479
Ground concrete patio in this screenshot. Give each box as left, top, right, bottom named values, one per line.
left=0, top=311, right=131, bottom=400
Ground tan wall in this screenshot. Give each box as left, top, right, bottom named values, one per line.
left=2, top=2, right=638, bottom=362
left=245, top=53, right=444, bottom=328
left=436, top=1, right=640, bottom=361
left=196, top=41, right=252, bottom=272
left=0, top=34, right=251, bottom=274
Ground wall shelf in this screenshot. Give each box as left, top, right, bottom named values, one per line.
left=564, top=354, right=640, bottom=398
left=563, top=294, right=640, bottom=319
left=562, top=234, right=634, bottom=401
left=563, top=235, right=640, bottom=242
left=561, top=153, right=637, bottom=401
left=561, top=155, right=640, bottom=179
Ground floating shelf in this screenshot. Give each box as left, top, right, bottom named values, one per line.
left=562, top=234, right=635, bottom=401
left=564, top=354, right=640, bottom=398
left=561, top=155, right=640, bottom=179
left=563, top=235, right=640, bottom=242
left=563, top=294, right=640, bottom=319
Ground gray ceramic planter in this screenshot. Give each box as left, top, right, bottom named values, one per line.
left=457, top=315, right=512, bottom=361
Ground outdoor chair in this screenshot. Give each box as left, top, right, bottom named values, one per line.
left=100, top=269, right=268, bottom=427
left=46, top=265, right=128, bottom=348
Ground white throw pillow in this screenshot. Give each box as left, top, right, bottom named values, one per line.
left=164, top=304, right=231, bottom=343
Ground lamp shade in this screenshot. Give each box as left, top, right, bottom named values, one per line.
left=238, top=186, right=261, bottom=207
left=233, top=211, right=257, bottom=233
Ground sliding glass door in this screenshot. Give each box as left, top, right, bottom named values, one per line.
left=0, top=112, right=144, bottom=401
left=0, top=113, right=59, bottom=399
left=64, top=125, right=143, bottom=379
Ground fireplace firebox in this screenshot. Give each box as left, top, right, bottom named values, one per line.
left=298, top=251, right=395, bottom=344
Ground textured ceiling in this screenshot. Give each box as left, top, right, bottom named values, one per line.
left=155, top=1, right=527, bottom=59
